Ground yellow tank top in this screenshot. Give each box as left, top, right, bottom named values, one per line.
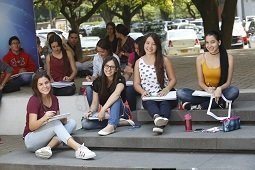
left=202, top=62, right=221, bottom=87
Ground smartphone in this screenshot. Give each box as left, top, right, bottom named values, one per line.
left=194, top=128, right=205, bottom=132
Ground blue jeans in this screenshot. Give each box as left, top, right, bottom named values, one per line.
left=85, top=85, right=93, bottom=106
left=126, top=85, right=139, bottom=111
left=81, top=98, right=124, bottom=130
left=142, top=100, right=178, bottom=119
left=14, top=73, right=33, bottom=86
left=2, top=78, right=21, bottom=93
left=24, top=119, right=76, bottom=152
left=177, top=86, right=239, bottom=109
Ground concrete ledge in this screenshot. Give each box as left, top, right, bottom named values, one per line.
left=132, top=101, right=255, bottom=122
left=74, top=124, right=255, bottom=151
left=1, top=149, right=255, bottom=170
left=0, top=87, right=89, bottom=135
left=1, top=88, right=255, bottom=135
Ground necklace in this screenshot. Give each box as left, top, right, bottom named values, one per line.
left=209, top=51, right=219, bottom=55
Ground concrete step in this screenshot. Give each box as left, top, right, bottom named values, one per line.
left=1, top=88, right=255, bottom=135
left=73, top=124, right=255, bottom=152
left=133, top=101, right=255, bottom=122
left=1, top=148, right=255, bottom=170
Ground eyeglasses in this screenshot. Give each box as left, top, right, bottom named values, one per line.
left=104, top=65, right=116, bottom=70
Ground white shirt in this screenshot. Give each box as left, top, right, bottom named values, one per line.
left=138, top=57, right=168, bottom=94
left=92, top=53, right=120, bottom=77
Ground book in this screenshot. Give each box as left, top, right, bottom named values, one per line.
left=87, top=112, right=109, bottom=120
left=82, top=81, right=133, bottom=86
left=142, top=91, right=177, bottom=101
left=51, top=81, right=74, bottom=88
left=11, top=72, right=34, bottom=79
left=192, top=90, right=211, bottom=97
left=82, top=81, right=92, bottom=86
left=126, top=80, right=133, bottom=86
left=48, top=113, right=71, bottom=122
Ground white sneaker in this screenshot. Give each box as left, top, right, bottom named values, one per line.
left=153, top=127, right=163, bottom=134
left=75, top=143, right=96, bottom=160
left=154, top=116, right=168, bottom=127
left=35, top=146, right=52, bottom=159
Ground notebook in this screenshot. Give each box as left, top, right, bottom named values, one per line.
left=11, top=72, right=34, bottom=79
left=87, top=112, right=109, bottom=120
left=142, top=91, right=177, bottom=101
left=192, top=90, right=211, bottom=97
left=51, top=81, right=74, bottom=88
left=48, top=113, right=71, bottom=122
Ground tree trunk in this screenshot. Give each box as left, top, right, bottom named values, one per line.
left=100, top=5, right=114, bottom=24
left=220, top=0, right=237, bottom=49
left=122, top=5, right=132, bottom=28
left=160, top=9, right=169, bottom=21
left=192, top=0, right=237, bottom=49
left=192, top=0, right=219, bottom=34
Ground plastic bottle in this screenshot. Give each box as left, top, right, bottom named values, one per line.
left=79, top=86, right=86, bottom=96
left=184, top=113, right=192, bottom=132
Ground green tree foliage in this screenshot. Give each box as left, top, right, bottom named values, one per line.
left=106, top=0, right=148, bottom=27
left=34, top=0, right=107, bottom=58
left=34, top=0, right=106, bottom=31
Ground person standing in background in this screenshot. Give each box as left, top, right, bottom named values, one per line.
left=64, top=30, right=93, bottom=74
left=115, top=24, right=135, bottom=70
left=105, top=22, right=118, bottom=53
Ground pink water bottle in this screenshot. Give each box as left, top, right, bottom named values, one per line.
left=79, top=86, right=86, bottom=96
left=184, top=113, right=192, bottom=132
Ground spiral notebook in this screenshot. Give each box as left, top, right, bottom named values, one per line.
left=142, top=91, right=177, bottom=101
left=51, top=81, right=74, bottom=88
left=48, top=113, right=71, bottom=122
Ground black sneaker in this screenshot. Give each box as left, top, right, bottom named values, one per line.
left=182, top=102, right=202, bottom=110
left=182, top=102, right=192, bottom=110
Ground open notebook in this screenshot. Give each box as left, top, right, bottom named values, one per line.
left=51, top=81, right=74, bottom=88
left=47, top=113, right=71, bottom=122
left=87, top=112, right=109, bottom=120
left=82, top=81, right=133, bottom=86
left=11, top=72, right=34, bottom=79
left=142, top=91, right=177, bottom=101
left=192, top=90, right=211, bottom=97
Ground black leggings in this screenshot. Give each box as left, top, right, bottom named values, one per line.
left=53, top=84, right=76, bottom=96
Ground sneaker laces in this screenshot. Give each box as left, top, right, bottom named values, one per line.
left=75, top=143, right=96, bottom=159
left=190, top=104, right=202, bottom=110
left=76, top=144, right=87, bottom=157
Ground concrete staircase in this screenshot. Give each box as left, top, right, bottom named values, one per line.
left=1, top=90, right=255, bottom=169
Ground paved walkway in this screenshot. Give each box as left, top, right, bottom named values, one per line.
left=1, top=48, right=255, bottom=157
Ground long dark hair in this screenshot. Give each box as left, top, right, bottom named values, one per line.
left=48, top=34, right=70, bottom=76
left=106, top=22, right=116, bottom=34
left=32, top=69, right=52, bottom=99
left=99, top=56, right=121, bottom=102
left=97, top=39, right=113, bottom=56
left=133, top=36, right=145, bottom=68
left=205, top=31, right=228, bottom=86
left=144, top=33, right=165, bottom=88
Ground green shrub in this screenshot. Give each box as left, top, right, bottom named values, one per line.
left=91, top=27, right=106, bottom=38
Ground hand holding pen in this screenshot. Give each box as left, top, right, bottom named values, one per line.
left=44, top=111, right=56, bottom=121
